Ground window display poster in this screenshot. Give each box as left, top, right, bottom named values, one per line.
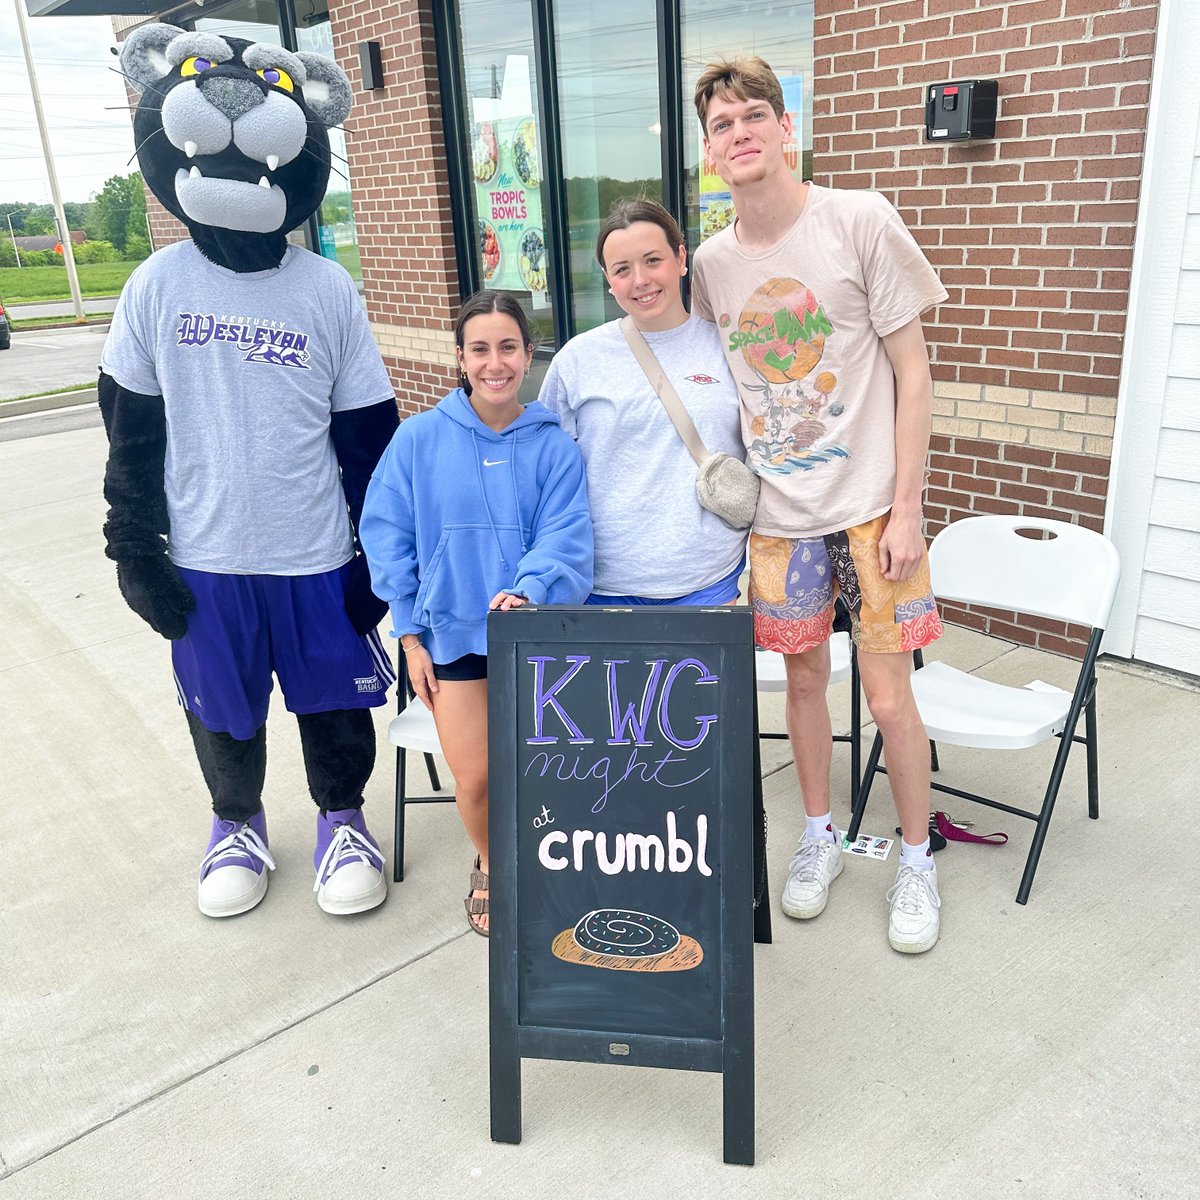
left=698, top=72, right=804, bottom=244
left=472, top=111, right=547, bottom=308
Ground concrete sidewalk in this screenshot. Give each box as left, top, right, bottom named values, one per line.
left=1, top=425, right=1195, bottom=1199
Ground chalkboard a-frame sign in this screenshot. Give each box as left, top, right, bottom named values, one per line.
left=488, top=606, right=757, bottom=1166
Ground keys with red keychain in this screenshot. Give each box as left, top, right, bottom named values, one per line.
left=895, top=812, right=1009, bottom=852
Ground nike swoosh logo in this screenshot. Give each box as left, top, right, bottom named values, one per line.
left=483, top=458, right=507, bottom=467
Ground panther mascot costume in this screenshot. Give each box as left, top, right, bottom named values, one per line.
left=99, top=23, right=399, bottom=918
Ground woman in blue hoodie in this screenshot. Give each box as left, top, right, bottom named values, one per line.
left=361, top=291, right=593, bottom=935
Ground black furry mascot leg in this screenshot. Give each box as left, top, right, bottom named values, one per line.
left=186, top=713, right=276, bottom=918
left=298, top=709, right=385, bottom=914
left=186, top=713, right=268, bottom=820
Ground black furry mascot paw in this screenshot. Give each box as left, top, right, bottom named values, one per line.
left=115, top=557, right=196, bottom=640
left=100, top=24, right=399, bottom=918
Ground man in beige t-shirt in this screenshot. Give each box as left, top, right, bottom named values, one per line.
left=691, top=57, right=948, bottom=954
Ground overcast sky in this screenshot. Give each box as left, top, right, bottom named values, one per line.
left=0, top=6, right=137, bottom=204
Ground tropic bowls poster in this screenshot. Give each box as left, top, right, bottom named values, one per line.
left=472, top=115, right=546, bottom=303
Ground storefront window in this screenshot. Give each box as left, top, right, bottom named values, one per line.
left=444, top=1, right=814, bottom=358
left=456, top=0, right=557, bottom=351
left=194, top=0, right=281, bottom=44
left=553, top=0, right=662, bottom=333
left=296, top=17, right=363, bottom=288
left=681, top=1, right=814, bottom=253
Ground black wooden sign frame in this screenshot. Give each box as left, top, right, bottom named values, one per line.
left=487, top=606, right=757, bottom=1165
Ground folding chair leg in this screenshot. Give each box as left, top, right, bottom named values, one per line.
left=394, top=745, right=407, bottom=883
left=1019, top=630, right=1104, bottom=903
left=423, top=752, right=442, bottom=792
left=1017, top=719, right=1083, bottom=905
left=849, top=648, right=862, bottom=807
left=847, top=731, right=884, bottom=841
left=1085, top=683, right=1099, bottom=820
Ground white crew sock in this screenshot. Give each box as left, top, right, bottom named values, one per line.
left=900, top=837, right=934, bottom=871
left=806, top=812, right=836, bottom=843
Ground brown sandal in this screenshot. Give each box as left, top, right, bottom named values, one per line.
left=465, top=856, right=489, bottom=937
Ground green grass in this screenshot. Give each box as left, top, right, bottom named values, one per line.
left=335, top=242, right=361, bottom=281
left=0, top=261, right=139, bottom=304
left=2, top=381, right=94, bottom=404
left=7, top=313, right=111, bottom=330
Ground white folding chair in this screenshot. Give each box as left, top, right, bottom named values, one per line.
left=388, top=658, right=450, bottom=882
left=847, top=516, right=1121, bottom=904
left=755, top=630, right=862, bottom=805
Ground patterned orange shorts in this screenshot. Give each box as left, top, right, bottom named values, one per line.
left=749, top=513, right=943, bottom=655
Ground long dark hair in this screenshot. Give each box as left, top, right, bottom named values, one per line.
left=454, top=290, right=533, bottom=394
left=595, top=197, right=684, bottom=270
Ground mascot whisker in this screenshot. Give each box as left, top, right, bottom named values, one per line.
left=99, top=23, right=399, bottom=918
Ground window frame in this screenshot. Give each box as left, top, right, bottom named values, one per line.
left=433, top=0, right=688, bottom=358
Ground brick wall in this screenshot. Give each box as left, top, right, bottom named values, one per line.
left=812, top=0, right=1160, bottom=652
left=145, top=199, right=189, bottom=252
left=327, top=0, right=461, bottom=413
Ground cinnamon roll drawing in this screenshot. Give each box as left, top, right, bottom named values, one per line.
left=551, top=908, right=703, bottom=972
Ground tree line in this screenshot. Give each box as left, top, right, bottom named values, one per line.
left=1, top=171, right=149, bottom=268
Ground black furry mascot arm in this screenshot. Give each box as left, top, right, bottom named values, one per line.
left=98, top=370, right=195, bottom=639
left=332, top=398, right=398, bottom=634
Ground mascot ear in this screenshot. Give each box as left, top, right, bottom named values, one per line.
left=120, top=23, right=187, bottom=94
left=296, top=53, right=353, bottom=128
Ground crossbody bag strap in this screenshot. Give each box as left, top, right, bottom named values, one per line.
left=619, top=315, right=709, bottom=466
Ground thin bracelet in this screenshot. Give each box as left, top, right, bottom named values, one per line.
left=401, top=639, right=422, bottom=654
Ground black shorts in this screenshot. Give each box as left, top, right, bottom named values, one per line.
left=432, top=652, right=488, bottom=681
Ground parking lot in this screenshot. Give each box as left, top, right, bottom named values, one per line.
left=0, top=324, right=109, bottom=402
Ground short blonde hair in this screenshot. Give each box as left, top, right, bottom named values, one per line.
left=694, top=56, right=785, bottom=135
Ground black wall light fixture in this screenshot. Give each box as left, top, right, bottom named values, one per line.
left=359, top=40, right=384, bottom=90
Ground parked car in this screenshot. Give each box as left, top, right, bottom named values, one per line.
left=0, top=298, right=10, bottom=350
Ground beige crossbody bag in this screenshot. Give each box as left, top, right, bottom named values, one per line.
left=620, top=316, right=759, bottom=531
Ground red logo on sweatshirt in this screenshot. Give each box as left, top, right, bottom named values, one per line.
left=686, top=373, right=720, bottom=384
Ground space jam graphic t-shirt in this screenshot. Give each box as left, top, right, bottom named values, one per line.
left=691, top=184, right=947, bottom=540
left=101, top=241, right=395, bottom=574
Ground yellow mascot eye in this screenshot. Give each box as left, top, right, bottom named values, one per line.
left=257, top=66, right=294, bottom=92
left=180, top=56, right=216, bottom=77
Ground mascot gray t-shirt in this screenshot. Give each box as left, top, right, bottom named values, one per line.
left=102, top=240, right=394, bottom=575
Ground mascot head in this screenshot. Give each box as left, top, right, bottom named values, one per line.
left=119, top=22, right=352, bottom=270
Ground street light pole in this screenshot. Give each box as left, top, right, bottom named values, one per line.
left=3, top=212, right=21, bottom=268
left=12, top=0, right=86, bottom=323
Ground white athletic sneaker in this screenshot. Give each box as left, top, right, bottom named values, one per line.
left=781, top=829, right=844, bottom=919
left=887, top=861, right=941, bottom=954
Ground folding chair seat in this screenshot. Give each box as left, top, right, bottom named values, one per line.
left=388, top=658, right=451, bottom=882
left=847, top=515, right=1121, bottom=904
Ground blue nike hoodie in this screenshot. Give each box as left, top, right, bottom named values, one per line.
left=360, top=388, right=594, bottom=664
